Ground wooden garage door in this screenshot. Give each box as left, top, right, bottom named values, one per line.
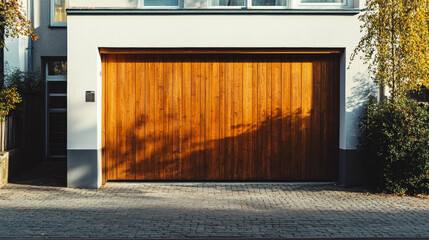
left=102, top=52, right=339, bottom=181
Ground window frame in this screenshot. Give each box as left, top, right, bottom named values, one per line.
left=205, top=0, right=351, bottom=9
left=45, top=58, right=68, bottom=159
left=50, top=0, right=68, bottom=27
left=138, top=0, right=183, bottom=9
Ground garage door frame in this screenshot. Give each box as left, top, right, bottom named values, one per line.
left=101, top=48, right=342, bottom=184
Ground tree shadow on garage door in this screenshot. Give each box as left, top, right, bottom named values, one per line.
left=103, top=55, right=341, bottom=183
left=106, top=106, right=339, bottom=182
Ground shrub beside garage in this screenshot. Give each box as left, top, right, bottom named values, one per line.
left=359, top=96, right=429, bottom=195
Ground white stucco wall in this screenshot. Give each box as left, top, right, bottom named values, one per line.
left=67, top=11, right=372, bottom=186
left=68, top=13, right=371, bottom=149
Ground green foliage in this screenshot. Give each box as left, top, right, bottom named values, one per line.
left=0, top=67, right=43, bottom=122
left=351, top=0, right=429, bottom=100
left=359, top=96, right=429, bottom=194
left=0, top=86, right=21, bottom=122
left=4, top=67, right=44, bottom=94
left=0, top=0, right=38, bottom=47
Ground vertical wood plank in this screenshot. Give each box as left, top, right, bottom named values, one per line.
left=333, top=55, right=340, bottom=180
left=266, top=60, right=272, bottom=180
left=257, top=61, right=267, bottom=179
left=155, top=57, right=164, bottom=180
left=242, top=59, right=253, bottom=180
left=321, top=58, right=329, bottom=180
left=135, top=55, right=146, bottom=180
left=251, top=57, right=258, bottom=180
left=326, top=57, right=332, bottom=180
left=329, top=56, right=339, bottom=180
left=164, top=59, right=174, bottom=180
left=116, top=55, right=128, bottom=180
left=271, top=60, right=282, bottom=180
left=291, top=61, right=302, bottom=180
left=225, top=59, right=234, bottom=180
left=172, top=59, right=183, bottom=180
left=210, top=59, right=220, bottom=180
left=127, top=55, right=136, bottom=180
left=107, top=55, right=117, bottom=180
left=182, top=59, right=192, bottom=180
left=116, top=55, right=126, bottom=180
left=233, top=59, right=243, bottom=180
left=191, top=60, right=202, bottom=180
left=145, top=59, right=156, bottom=180
left=202, top=58, right=208, bottom=180
left=219, top=58, right=226, bottom=180
left=310, top=58, right=321, bottom=180
left=302, top=60, right=313, bottom=180
left=281, top=61, right=292, bottom=179
left=327, top=57, right=334, bottom=180
left=200, top=58, right=207, bottom=180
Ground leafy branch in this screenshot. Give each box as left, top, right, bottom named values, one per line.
left=0, top=0, right=39, bottom=47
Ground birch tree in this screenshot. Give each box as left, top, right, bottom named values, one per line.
left=351, top=0, right=429, bottom=101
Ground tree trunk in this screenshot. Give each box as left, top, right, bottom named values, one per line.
left=0, top=42, right=4, bottom=88
left=1, top=120, right=5, bottom=151
left=0, top=6, right=4, bottom=89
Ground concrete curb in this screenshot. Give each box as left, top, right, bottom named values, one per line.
left=0, top=151, right=9, bottom=188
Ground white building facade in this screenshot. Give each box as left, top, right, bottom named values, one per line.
left=6, top=0, right=373, bottom=188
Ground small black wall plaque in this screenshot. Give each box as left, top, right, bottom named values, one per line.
left=86, top=91, right=95, bottom=102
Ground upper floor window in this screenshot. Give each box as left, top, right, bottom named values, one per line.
left=210, top=0, right=245, bottom=7
left=139, top=0, right=182, bottom=8
left=252, top=0, right=288, bottom=7
left=50, top=0, right=68, bottom=27
left=59, top=0, right=352, bottom=12
left=301, top=0, right=343, bottom=2
left=208, top=0, right=350, bottom=8
left=296, top=0, right=352, bottom=8
left=209, top=0, right=288, bottom=7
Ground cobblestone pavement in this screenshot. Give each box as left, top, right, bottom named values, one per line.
left=0, top=180, right=428, bottom=239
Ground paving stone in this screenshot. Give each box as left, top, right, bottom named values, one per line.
left=0, top=182, right=428, bottom=238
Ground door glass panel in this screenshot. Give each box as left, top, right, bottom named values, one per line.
left=48, top=112, right=67, bottom=156
left=49, top=96, right=67, bottom=108
left=47, top=60, right=67, bottom=76
left=48, top=82, right=67, bottom=94
left=252, top=0, right=287, bottom=6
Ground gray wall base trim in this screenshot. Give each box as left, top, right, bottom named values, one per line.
left=67, top=149, right=100, bottom=189
left=339, top=149, right=367, bottom=187
left=67, top=148, right=366, bottom=188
